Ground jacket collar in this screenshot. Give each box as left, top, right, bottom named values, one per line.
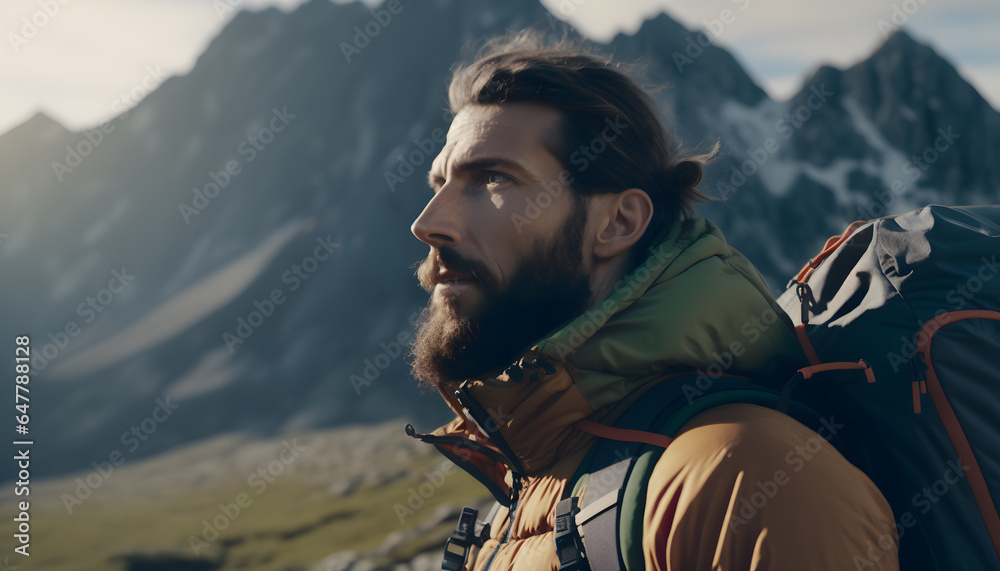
left=405, top=351, right=597, bottom=505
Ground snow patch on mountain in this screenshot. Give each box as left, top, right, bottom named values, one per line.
left=167, top=348, right=245, bottom=400
left=800, top=159, right=857, bottom=207
left=47, top=218, right=306, bottom=379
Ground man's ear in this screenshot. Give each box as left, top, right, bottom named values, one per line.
left=592, top=188, right=653, bottom=260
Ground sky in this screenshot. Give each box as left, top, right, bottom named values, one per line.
left=0, top=0, right=997, bottom=136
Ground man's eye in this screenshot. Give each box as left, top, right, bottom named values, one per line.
left=483, top=172, right=510, bottom=188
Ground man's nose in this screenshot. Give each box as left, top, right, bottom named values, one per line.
left=411, top=190, right=463, bottom=248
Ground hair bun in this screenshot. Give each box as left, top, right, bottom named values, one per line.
left=665, top=160, right=703, bottom=189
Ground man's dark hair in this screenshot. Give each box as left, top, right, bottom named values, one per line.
left=447, top=30, right=715, bottom=271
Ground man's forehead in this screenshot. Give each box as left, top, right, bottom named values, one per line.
left=431, top=102, right=562, bottom=174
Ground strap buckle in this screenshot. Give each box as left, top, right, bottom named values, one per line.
left=554, top=497, right=591, bottom=571
left=442, top=507, right=479, bottom=571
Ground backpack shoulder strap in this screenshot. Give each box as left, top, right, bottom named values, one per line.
left=557, top=374, right=793, bottom=571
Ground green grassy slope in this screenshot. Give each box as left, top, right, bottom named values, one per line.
left=2, top=422, right=492, bottom=570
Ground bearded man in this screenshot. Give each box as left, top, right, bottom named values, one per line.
left=405, top=31, right=898, bottom=571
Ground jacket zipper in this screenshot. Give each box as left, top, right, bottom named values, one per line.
left=454, top=381, right=527, bottom=475
left=451, top=382, right=529, bottom=570
left=482, top=473, right=523, bottom=571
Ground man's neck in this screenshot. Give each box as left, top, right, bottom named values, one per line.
left=586, top=254, right=630, bottom=308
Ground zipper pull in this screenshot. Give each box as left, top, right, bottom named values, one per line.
left=796, top=282, right=814, bottom=325
left=528, top=358, right=556, bottom=376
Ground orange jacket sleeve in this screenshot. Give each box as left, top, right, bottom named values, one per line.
left=643, top=403, right=899, bottom=570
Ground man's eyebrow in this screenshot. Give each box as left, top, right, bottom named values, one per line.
left=427, top=157, right=535, bottom=188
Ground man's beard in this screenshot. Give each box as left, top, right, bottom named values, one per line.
left=410, top=198, right=592, bottom=388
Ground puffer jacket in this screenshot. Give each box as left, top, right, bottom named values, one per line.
left=407, top=217, right=898, bottom=570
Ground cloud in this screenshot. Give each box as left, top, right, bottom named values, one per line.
left=0, top=0, right=996, bottom=134
left=0, top=0, right=314, bottom=134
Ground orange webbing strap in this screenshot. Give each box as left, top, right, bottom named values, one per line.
left=573, top=419, right=673, bottom=449
left=795, top=220, right=868, bottom=283
left=797, top=359, right=876, bottom=384
left=917, top=310, right=1000, bottom=558
left=795, top=324, right=822, bottom=366
left=912, top=381, right=923, bottom=414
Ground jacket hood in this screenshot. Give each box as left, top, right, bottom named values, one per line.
left=412, top=217, right=802, bottom=491
left=535, top=216, right=800, bottom=411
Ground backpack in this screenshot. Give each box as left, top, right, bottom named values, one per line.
left=774, top=204, right=1000, bottom=570
left=444, top=204, right=1000, bottom=571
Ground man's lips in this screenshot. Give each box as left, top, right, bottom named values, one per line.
left=434, top=269, right=479, bottom=298
left=436, top=269, right=478, bottom=286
